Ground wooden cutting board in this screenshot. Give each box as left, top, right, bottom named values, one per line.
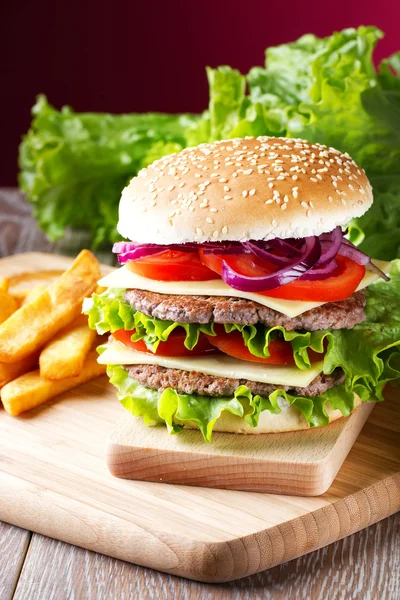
left=0, top=252, right=399, bottom=583
left=107, top=403, right=374, bottom=496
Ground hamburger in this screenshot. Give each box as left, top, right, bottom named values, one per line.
left=83, top=136, right=399, bottom=441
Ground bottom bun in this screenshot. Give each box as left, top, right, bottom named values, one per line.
left=181, top=394, right=362, bottom=434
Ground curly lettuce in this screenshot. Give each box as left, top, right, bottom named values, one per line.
left=19, top=95, right=198, bottom=247
left=189, top=27, right=400, bottom=260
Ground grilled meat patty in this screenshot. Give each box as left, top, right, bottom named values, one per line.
left=124, top=289, right=366, bottom=331
left=125, top=364, right=345, bottom=398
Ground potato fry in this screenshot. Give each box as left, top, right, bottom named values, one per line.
left=0, top=289, right=18, bottom=325
left=1, top=349, right=106, bottom=416
left=0, top=250, right=101, bottom=363
left=0, top=277, right=9, bottom=292
left=9, top=270, right=65, bottom=306
left=22, top=284, right=47, bottom=306
left=39, top=314, right=97, bottom=379
left=0, top=353, right=39, bottom=388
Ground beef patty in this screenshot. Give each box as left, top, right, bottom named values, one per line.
left=125, top=364, right=345, bottom=398
left=124, top=289, right=366, bottom=331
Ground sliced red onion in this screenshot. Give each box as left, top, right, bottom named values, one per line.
left=366, top=261, right=390, bottom=281
left=315, top=227, right=343, bottom=267
left=117, top=247, right=166, bottom=264
left=242, top=241, right=296, bottom=266
left=267, top=238, right=303, bottom=256
left=201, top=243, right=247, bottom=255
left=221, top=237, right=321, bottom=292
left=299, top=258, right=338, bottom=281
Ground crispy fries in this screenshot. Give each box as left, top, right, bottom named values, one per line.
left=39, top=314, right=96, bottom=379
left=0, top=353, right=39, bottom=388
left=22, top=284, right=47, bottom=306
left=1, top=349, right=106, bottom=416
left=0, top=289, right=18, bottom=325
left=0, top=277, right=9, bottom=292
left=0, top=250, right=100, bottom=363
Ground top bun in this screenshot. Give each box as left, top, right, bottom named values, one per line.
left=117, top=136, right=373, bottom=244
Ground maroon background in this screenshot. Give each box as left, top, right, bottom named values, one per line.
left=1, top=0, right=398, bottom=185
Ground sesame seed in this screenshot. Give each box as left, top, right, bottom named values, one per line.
left=310, top=177, right=318, bottom=183
left=272, top=219, right=277, bottom=227
left=196, top=228, right=203, bottom=235
left=249, top=189, right=256, bottom=196
left=283, top=195, right=289, bottom=203
left=328, top=196, right=333, bottom=202
left=292, top=175, right=299, bottom=181
left=265, top=199, right=274, bottom=204
left=301, top=202, right=308, bottom=209
left=209, top=207, right=218, bottom=213
left=206, top=217, right=213, bottom=224
left=242, top=190, right=248, bottom=197
left=307, top=210, right=312, bottom=217
left=219, top=178, right=227, bottom=183
left=152, top=193, right=158, bottom=200
left=243, top=169, right=253, bottom=175
left=281, top=203, right=287, bottom=210
left=232, top=172, right=238, bottom=177
left=224, top=186, right=230, bottom=192
left=179, top=182, right=185, bottom=187
left=213, top=230, right=219, bottom=239
left=268, top=183, right=274, bottom=189
left=169, top=211, right=175, bottom=217
left=224, top=196, right=232, bottom=200
left=195, top=173, right=201, bottom=178
left=222, top=226, right=228, bottom=234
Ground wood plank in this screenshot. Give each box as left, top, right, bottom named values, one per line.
left=0, top=522, right=31, bottom=600
left=0, top=253, right=399, bottom=583
left=107, top=402, right=373, bottom=495
left=11, top=513, right=400, bottom=600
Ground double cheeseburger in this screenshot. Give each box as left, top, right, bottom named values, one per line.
left=84, top=136, right=397, bottom=441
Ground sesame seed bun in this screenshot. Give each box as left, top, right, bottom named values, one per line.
left=118, top=136, right=373, bottom=244
left=181, top=394, right=362, bottom=434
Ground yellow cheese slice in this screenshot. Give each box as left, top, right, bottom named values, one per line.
left=98, top=260, right=391, bottom=319
left=99, top=342, right=324, bottom=388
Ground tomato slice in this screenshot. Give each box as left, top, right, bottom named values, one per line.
left=112, top=328, right=216, bottom=357
left=200, top=250, right=365, bottom=302
left=205, top=326, right=295, bottom=365
left=260, top=256, right=365, bottom=302
left=205, top=326, right=324, bottom=365
left=126, top=250, right=219, bottom=282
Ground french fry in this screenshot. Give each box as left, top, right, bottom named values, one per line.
left=22, top=284, right=47, bottom=306
left=0, top=290, right=18, bottom=325
left=0, top=353, right=39, bottom=388
left=39, top=314, right=97, bottom=380
left=0, top=277, right=9, bottom=292
left=0, top=349, right=106, bottom=416
left=0, top=250, right=101, bottom=363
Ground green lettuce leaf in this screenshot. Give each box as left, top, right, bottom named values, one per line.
left=18, top=95, right=199, bottom=248
left=190, top=26, right=400, bottom=260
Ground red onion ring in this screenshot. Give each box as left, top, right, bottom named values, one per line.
left=221, top=237, right=321, bottom=292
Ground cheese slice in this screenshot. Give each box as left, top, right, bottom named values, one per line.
left=99, top=341, right=324, bottom=388
left=98, top=260, right=391, bottom=319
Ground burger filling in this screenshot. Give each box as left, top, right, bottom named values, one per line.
left=84, top=256, right=400, bottom=441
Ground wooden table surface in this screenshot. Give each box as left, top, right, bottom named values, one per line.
left=1, top=188, right=399, bottom=600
